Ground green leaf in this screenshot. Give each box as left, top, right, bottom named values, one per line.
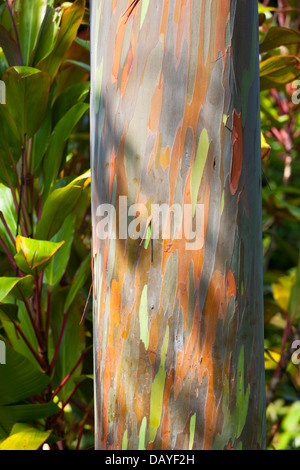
left=64, top=59, right=90, bottom=72
left=43, top=102, right=89, bottom=196
left=2, top=301, right=38, bottom=364
left=14, top=235, right=65, bottom=274
left=260, top=55, right=300, bottom=91
left=260, top=27, right=300, bottom=54
left=50, top=289, right=85, bottom=401
left=43, top=213, right=75, bottom=287
left=31, top=102, right=52, bottom=173
left=0, top=343, right=49, bottom=405
left=64, top=253, right=91, bottom=312
left=2, top=66, right=51, bottom=138
left=32, top=5, right=63, bottom=65
left=0, top=423, right=51, bottom=450
left=0, top=303, right=19, bottom=323
left=0, top=276, right=34, bottom=302
left=36, top=181, right=83, bottom=240
left=0, top=105, right=22, bottom=188
left=14, top=0, right=47, bottom=65
left=52, top=81, right=90, bottom=126
left=37, top=0, right=86, bottom=79
left=0, top=184, right=17, bottom=253
left=0, top=25, right=22, bottom=66
left=0, top=403, right=59, bottom=437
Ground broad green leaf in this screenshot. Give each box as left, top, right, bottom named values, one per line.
left=37, top=0, right=86, bottom=79
left=36, top=181, right=83, bottom=240
left=0, top=423, right=51, bottom=450
left=0, top=403, right=59, bottom=437
left=43, top=102, right=89, bottom=196
left=0, top=105, right=22, bottom=188
left=44, top=213, right=75, bottom=287
left=31, top=103, right=52, bottom=173
left=3, top=66, right=51, bottom=138
left=0, top=184, right=17, bottom=253
left=64, top=59, right=90, bottom=72
left=14, top=0, right=47, bottom=65
left=260, top=55, right=300, bottom=91
left=0, top=303, right=19, bottom=323
left=0, top=343, right=49, bottom=405
left=50, top=289, right=85, bottom=401
left=52, top=81, right=90, bottom=126
left=0, top=276, right=34, bottom=302
left=260, top=27, right=300, bottom=54
left=32, top=6, right=63, bottom=65
left=14, top=235, right=65, bottom=273
left=0, top=25, right=22, bottom=66
left=2, top=301, right=39, bottom=364
left=64, top=253, right=91, bottom=312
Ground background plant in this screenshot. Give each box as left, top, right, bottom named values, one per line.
left=0, top=0, right=299, bottom=451
left=0, top=0, right=93, bottom=450
left=259, top=0, right=300, bottom=450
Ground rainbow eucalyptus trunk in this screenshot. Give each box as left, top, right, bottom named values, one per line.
left=91, top=0, right=266, bottom=450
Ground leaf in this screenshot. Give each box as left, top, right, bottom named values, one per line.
left=261, top=132, right=271, bottom=160
left=0, top=105, right=22, bottom=187
left=260, top=55, right=300, bottom=91
left=31, top=103, right=52, bottom=173
left=0, top=343, right=49, bottom=405
left=14, top=236, right=65, bottom=274
left=0, top=25, right=22, bottom=66
left=288, top=260, right=300, bottom=323
left=42, top=102, right=89, bottom=196
left=0, top=403, right=59, bottom=437
left=43, top=213, right=75, bottom=287
left=64, top=253, right=91, bottom=312
left=52, top=81, right=90, bottom=126
left=260, top=27, right=300, bottom=54
left=2, top=66, right=51, bottom=138
left=37, top=0, right=86, bottom=79
left=2, top=301, right=38, bottom=364
left=14, top=0, right=47, bottom=65
left=0, top=276, right=34, bottom=302
left=0, top=184, right=17, bottom=252
left=0, top=303, right=19, bottom=323
left=272, top=274, right=295, bottom=311
left=64, top=59, right=90, bottom=72
left=36, top=181, right=83, bottom=240
left=32, top=5, right=64, bottom=65
left=50, top=289, right=85, bottom=401
left=0, top=423, right=51, bottom=450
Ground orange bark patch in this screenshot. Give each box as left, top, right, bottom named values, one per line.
left=230, top=110, right=243, bottom=195
left=148, top=79, right=163, bottom=132
left=226, top=269, right=236, bottom=306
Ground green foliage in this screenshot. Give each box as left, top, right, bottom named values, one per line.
left=259, top=0, right=300, bottom=451
left=0, top=0, right=92, bottom=449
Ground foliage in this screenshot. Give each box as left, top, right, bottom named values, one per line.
left=0, top=0, right=299, bottom=451
left=0, top=0, right=92, bottom=449
left=259, top=0, right=300, bottom=450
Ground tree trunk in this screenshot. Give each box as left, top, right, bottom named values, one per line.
left=91, top=0, right=266, bottom=450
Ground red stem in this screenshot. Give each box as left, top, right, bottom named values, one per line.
left=51, top=352, right=86, bottom=399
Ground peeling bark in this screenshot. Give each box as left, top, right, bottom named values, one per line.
left=91, top=0, right=266, bottom=450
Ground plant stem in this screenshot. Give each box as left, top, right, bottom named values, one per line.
left=51, top=352, right=86, bottom=399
